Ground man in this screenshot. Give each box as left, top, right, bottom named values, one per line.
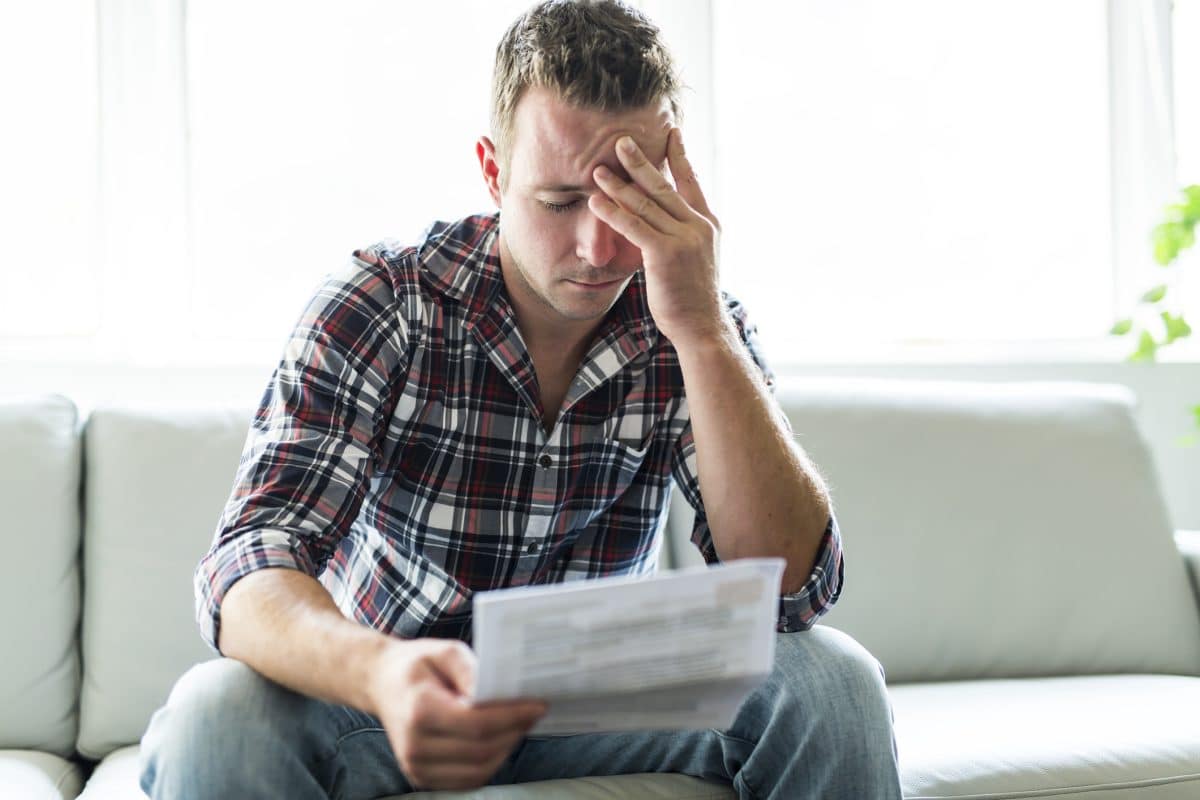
left=139, top=1, right=902, bottom=798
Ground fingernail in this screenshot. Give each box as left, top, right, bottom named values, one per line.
left=618, top=136, right=636, bottom=153
left=594, top=164, right=611, bottom=179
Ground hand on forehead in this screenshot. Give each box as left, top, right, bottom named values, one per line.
left=513, top=87, right=674, bottom=191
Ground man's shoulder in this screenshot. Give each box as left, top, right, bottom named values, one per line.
left=349, top=213, right=500, bottom=304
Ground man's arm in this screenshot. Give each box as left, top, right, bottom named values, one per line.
left=671, top=324, right=830, bottom=594
left=218, top=567, right=546, bottom=791
left=199, top=251, right=544, bottom=790
left=217, top=567, right=390, bottom=711
left=589, top=128, right=833, bottom=595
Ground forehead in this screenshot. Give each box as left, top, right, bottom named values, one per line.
left=508, top=86, right=675, bottom=188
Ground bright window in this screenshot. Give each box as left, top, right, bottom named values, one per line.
left=711, top=0, right=1111, bottom=358
left=0, top=1, right=1191, bottom=367
left=185, top=1, right=531, bottom=363
left=0, top=0, right=100, bottom=338
left=1176, top=0, right=1199, bottom=183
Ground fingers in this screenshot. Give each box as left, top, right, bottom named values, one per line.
left=413, top=682, right=546, bottom=739
left=407, top=752, right=513, bottom=792
left=593, top=164, right=678, bottom=234
left=588, top=191, right=661, bottom=252
left=399, top=725, right=522, bottom=791
left=411, top=765, right=500, bottom=792
left=400, top=690, right=545, bottom=791
left=666, top=127, right=715, bottom=223
left=404, top=725, right=527, bottom=764
left=612, top=134, right=695, bottom=222
left=427, top=640, right=478, bottom=697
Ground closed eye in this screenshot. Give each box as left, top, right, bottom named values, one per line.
left=541, top=198, right=582, bottom=214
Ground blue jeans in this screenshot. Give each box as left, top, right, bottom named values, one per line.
left=139, top=625, right=902, bottom=799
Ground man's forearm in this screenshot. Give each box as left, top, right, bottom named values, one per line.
left=217, top=567, right=394, bottom=714
left=674, top=321, right=831, bottom=594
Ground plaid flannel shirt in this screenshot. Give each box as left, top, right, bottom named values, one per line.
left=195, top=213, right=843, bottom=652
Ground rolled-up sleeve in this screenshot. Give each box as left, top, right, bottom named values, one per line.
left=194, top=248, right=410, bottom=653
left=668, top=292, right=844, bottom=633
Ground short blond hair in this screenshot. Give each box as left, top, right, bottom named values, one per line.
left=490, top=0, right=683, bottom=183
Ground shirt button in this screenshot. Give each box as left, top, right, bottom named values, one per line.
left=527, top=540, right=540, bottom=554
left=538, top=454, right=553, bottom=469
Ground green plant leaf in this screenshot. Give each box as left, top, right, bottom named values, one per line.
left=1109, top=318, right=1133, bottom=336
left=1161, top=311, right=1192, bottom=343
left=1193, top=404, right=1200, bottom=429
left=1184, top=185, right=1200, bottom=221
left=1129, top=329, right=1159, bottom=362
left=1153, top=222, right=1184, bottom=265
left=1166, top=203, right=1190, bottom=223
left=1140, top=284, right=1168, bottom=303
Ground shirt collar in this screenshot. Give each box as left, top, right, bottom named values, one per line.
left=416, top=212, right=659, bottom=353
left=415, top=213, right=504, bottom=308
left=415, top=213, right=661, bottom=429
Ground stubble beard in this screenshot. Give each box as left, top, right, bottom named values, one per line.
left=508, top=247, right=619, bottom=324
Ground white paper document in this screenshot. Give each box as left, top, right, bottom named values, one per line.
left=471, top=558, right=784, bottom=734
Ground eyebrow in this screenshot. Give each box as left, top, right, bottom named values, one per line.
left=535, top=183, right=589, bottom=193
left=531, top=158, right=664, bottom=193
left=533, top=167, right=641, bottom=193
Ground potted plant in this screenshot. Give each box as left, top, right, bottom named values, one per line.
left=1111, top=184, right=1200, bottom=443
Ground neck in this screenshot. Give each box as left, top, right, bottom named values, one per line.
left=497, top=236, right=607, bottom=362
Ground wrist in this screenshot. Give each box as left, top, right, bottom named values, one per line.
left=357, top=632, right=405, bottom=715
left=668, top=313, right=739, bottom=360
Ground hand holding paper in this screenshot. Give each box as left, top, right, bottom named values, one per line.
left=471, top=558, right=785, bottom=734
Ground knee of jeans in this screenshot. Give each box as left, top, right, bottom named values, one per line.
left=771, top=625, right=890, bottom=709
left=144, top=658, right=307, bottom=755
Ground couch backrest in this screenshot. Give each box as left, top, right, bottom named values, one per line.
left=77, top=407, right=252, bottom=760
left=764, top=377, right=1200, bottom=683
left=0, top=396, right=81, bottom=758
left=69, top=378, right=1200, bottom=756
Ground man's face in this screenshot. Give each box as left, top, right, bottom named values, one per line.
left=481, top=86, right=674, bottom=337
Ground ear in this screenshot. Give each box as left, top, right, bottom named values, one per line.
left=476, top=136, right=503, bottom=207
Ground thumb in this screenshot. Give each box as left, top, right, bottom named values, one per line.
left=426, top=641, right=479, bottom=699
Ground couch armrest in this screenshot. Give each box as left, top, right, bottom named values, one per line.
left=1176, top=530, right=1200, bottom=611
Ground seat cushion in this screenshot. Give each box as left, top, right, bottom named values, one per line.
left=771, top=378, right=1200, bottom=682
left=0, top=749, right=85, bottom=800
left=76, top=677, right=1200, bottom=800
left=78, top=745, right=733, bottom=800
left=74, top=744, right=139, bottom=799
left=397, top=774, right=735, bottom=799
left=0, top=396, right=81, bottom=756
left=891, top=674, right=1200, bottom=799
left=77, top=408, right=254, bottom=760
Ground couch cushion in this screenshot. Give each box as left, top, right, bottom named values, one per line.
left=74, top=744, right=141, bottom=799
left=399, top=774, right=735, bottom=799
left=891, top=674, right=1200, bottom=799
left=77, top=746, right=734, bottom=800
left=0, top=396, right=81, bottom=757
left=760, top=378, right=1200, bottom=682
left=0, top=749, right=86, bottom=800
left=76, top=678, right=1200, bottom=800
left=77, top=408, right=254, bottom=759
left=1176, top=530, right=1200, bottom=604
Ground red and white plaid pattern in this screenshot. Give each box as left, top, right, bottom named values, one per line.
left=195, top=213, right=843, bottom=652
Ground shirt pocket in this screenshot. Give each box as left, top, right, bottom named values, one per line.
left=599, top=409, right=657, bottom=454
left=384, top=546, right=477, bottom=640
left=554, top=427, right=655, bottom=537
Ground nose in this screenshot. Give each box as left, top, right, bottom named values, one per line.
left=576, top=207, right=619, bottom=268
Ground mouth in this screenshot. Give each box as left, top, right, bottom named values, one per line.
left=567, top=277, right=626, bottom=290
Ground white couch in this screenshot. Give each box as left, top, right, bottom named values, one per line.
left=4, top=378, right=1200, bottom=800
